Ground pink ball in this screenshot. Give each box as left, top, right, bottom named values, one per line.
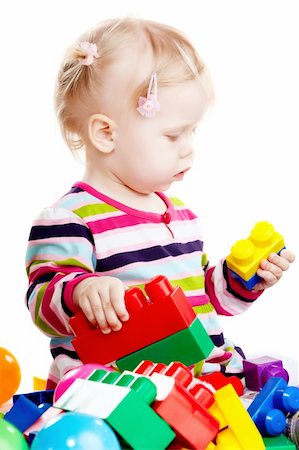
left=54, top=363, right=113, bottom=402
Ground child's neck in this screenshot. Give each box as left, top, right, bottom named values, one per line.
left=81, top=171, right=167, bottom=214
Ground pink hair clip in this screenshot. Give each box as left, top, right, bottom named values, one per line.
left=137, top=72, right=160, bottom=118
left=78, top=41, right=99, bottom=66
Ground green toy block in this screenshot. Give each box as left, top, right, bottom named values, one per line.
left=55, top=370, right=175, bottom=449
left=116, top=317, right=213, bottom=371
left=263, top=435, right=296, bottom=449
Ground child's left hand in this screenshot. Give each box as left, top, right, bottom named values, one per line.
left=253, top=249, right=295, bottom=291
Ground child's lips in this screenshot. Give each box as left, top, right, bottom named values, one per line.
left=174, top=167, right=190, bottom=179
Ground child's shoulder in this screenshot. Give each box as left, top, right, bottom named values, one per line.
left=52, top=184, right=107, bottom=216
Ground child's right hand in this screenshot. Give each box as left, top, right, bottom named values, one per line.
left=73, top=276, right=129, bottom=334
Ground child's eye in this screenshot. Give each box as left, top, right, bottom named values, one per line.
left=165, top=135, right=179, bottom=142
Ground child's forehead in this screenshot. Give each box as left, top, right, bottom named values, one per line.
left=157, top=80, right=211, bottom=126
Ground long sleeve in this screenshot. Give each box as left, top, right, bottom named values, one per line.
left=25, top=207, right=98, bottom=337
left=205, top=259, right=263, bottom=316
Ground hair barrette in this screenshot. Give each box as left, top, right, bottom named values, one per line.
left=137, top=72, right=160, bottom=118
left=78, top=41, right=99, bottom=66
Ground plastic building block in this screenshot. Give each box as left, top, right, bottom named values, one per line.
left=263, top=435, right=296, bottom=449
left=209, top=383, right=265, bottom=449
left=133, top=360, right=219, bottom=449
left=226, top=222, right=285, bottom=288
left=198, top=372, right=244, bottom=396
left=13, top=389, right=54, bottom=406
left=70, top=275, right=202, bottom=365
left=248, top=377, right=299, bottom=436
left=54, top=363, right=113, bottom=402
left=33, top=376, right=46, bottom=391
left=54, top=369, right=175, bottom=449
left=4, top=395, right=50, bottom=432
left=243, top=356, right=289, bottom=391
left=116, top=317, right=213, bottom=371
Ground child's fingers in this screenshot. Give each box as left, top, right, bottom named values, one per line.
left=79, top=296, right=97, bottom=326
left=110, top=283, right=129, bottom=322
left=89, top=292, right=112, bottom=334
left=98, top=285, right=123, bottom=332
left=259, top=258, right=283, bottom=279
left=277, top=249, right=296, bottom=264
left=256, top=268, right=278, bottom=286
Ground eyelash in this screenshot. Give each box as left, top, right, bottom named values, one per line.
left=166, top=135, right=179, bottom=142
left=165, top=129, right=197, bottom=142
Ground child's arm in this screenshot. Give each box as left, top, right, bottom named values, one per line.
left=25, top=207, right=127, bottom=337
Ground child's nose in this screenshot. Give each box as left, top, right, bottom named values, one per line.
left=179, top=140, right=194, bottom=159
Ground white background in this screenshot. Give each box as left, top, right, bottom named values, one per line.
left=0, top=0, right=298, bottom=392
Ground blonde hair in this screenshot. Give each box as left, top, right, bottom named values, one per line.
left=55, top=17, right=212, bottom=152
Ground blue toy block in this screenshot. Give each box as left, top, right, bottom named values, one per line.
left=229, top=270, right=262, bottom=289
left=13, top=390, right=54, bottom=406
left=248, top=377, right=299, bottom=437
left=4, top=395, right=50, bottom=432
left=229, top=248, right=285, bottom=290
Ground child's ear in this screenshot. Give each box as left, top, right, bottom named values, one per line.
left=88, top=114, right=116, bottom=153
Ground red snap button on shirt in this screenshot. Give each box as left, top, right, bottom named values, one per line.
left=162, top=211, right=171, bottom=224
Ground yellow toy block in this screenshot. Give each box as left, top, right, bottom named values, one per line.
left=209, top=384, right=265, bottom=450
left=33, top=376, right=47, bottom=391
left=226, top=222, right=284, bottom=281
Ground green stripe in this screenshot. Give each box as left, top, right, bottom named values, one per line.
left=34, top=284, right=61, bottom=336
left=193, top=360, right=205, bottom=376
left=129, top=276, right=204, bottom=297
left=169, top=197, right=185, bottom=206
left=171, top=275, right=204, bottom=291
left=193, top=302, right=215, bottom=314
left=73, top=203, right=118, bottom=218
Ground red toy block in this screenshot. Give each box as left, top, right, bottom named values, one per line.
left=134, top=360, right=219, bottom=449
left=198, top=372, right=244, bottom=396
left=69, top=275, right=196, bottom=365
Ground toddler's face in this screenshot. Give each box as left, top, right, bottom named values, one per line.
left=110, top=78, right=210, bottom=194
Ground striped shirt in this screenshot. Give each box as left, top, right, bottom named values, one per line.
left=25, top=182, right=262, bottom=386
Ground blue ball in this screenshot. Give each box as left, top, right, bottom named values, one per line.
left=30, top=412, right=121, bottom=450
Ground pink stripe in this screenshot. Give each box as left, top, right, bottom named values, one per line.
left=41, top=274, right=71, bottom=334
left=189, top=294, right=210, bottom=306
left=207, top=351, right=233, bottom=364
left=75, top=182, right=174, bottom=222
left=87, top=214, right=154, bottom=233
left=172, top=209, right=197, bottom=221
left=27, top=236, right=91, bottom=247
left=205, top=267, right=233, bottom=316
